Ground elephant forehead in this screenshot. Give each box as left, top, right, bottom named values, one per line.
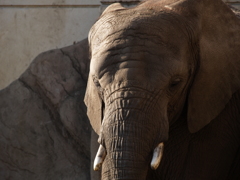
left=89, top=6, right=191, bottom=88
left=90, top=48, right=188, bottom=90
left=90, top=33, right=184, bottom=75
left=89, top=8, right=187, bottom=52
left=92, top=42, right=164, bottom=72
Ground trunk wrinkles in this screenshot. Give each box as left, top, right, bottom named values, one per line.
left=101, top=87, right=163, bottom=180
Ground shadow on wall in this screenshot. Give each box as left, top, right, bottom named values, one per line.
left=0, top=39, right=92, bottom=180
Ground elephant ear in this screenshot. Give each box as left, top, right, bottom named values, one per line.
left=84, top=74, right=103, bottom=135
left=85, top=3, right=125, bottom=135
left=168, top=0, right=240, bottom=133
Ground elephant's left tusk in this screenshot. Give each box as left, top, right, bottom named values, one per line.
left=93, top=145, right=107, bottom=171
left=150, top=142, right=164, bottom=170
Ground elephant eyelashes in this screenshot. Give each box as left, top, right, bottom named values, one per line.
left=169, top=78, right=182, bottom=91
left=92, top=76, right=101, bottom=87
left=92, top=76, right=105, bottom=100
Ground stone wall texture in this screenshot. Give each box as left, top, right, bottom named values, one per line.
left=0, top=0, right=100, bottom=89
left=0, top=39, right=92, bottom=179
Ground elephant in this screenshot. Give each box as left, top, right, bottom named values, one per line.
left=84, top=0, right=240, bottom=179
left=1, top=0, right=240, bottom=179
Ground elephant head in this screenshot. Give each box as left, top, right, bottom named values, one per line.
left=84, top=0, right=240, bottom=179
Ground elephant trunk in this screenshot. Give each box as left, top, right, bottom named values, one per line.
left=99, top=109, right=166, bottom=179
left=102, top=120, right=151, bottom=180
left=95, top=87, right=169, bottom=179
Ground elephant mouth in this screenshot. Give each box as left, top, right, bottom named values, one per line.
left=93, top=142, right=164, bottom=171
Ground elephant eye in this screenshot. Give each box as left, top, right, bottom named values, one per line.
left=93, top=76, right=101, bottom=87
left=169, top=78, right=182, bottom=90
left=92, top=76, right=105, bottom=100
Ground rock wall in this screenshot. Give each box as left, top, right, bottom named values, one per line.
left=0, top=39, right=92, bottom=179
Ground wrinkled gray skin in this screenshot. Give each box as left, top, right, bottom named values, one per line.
left=85, top=0, right=240, bottom=179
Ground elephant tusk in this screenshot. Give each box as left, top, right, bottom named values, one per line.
left=150, top=142, right=164, bottom=170
left=93, top=145, right=107, bottom=171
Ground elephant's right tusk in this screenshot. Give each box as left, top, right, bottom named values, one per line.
left=93, top=145, right=107, bottom=171
left=150, top=142, right=164, bottom=170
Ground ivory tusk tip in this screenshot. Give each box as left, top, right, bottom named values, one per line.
left=93, top=158, right=103, bottom=171
left=93, top=145, right=107, bottom=171
left=94, top=165, right=101, bottom=171
left=150, top=162, right=159, bottom=170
